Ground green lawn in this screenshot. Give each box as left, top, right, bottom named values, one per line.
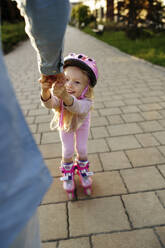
left=1, top=21, right=27, bottom=54
left=83, top=26, right=165, bottom=67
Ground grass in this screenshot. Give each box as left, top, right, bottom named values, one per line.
left=1, top=21, right=28, bottom=54
left=83, top=26, right=165, bottom=67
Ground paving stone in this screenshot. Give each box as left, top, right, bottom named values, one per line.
left=121, top=167, right=165, bottom=192
left=41, top=132, right=61, bottom=144
left=141, top=111, right=162, bottom=121
left=35, top=115, right=52, bottom=123
left=91, top=110, right=99, bottom=117
left=107, top=115, right=124, bottom=125
left=158, top=146, right=165, bottom=158
left=108, top=135, right=141, bottom=151
left=22, top=109, right=28, bottom=116
left=143, top=90, right=163, bottom=97
left=141, top=96, right=160, bottom=104
left=100, top=151, right=131, bottom=170
left=135, top=133, right=160, bottom=147
left=112, top=95, right=123, bottom=100
left=28, top=108, right=49, bottom=116
left=88, top=130, right=92, bottom=140
left=122, top=113, right=144, bottom=123
left=153, top=131, right=165, bottom=145
left=126, top=147, right=165, bottom=167
left=88, top=139, right=109, bottom=153
left=158, top=119, right=165, bottom=129
left=29, top=124, right=37, bottom=133
left=158, top=164, right=165, bottom=177
left=21, top=103, right=38, bottom=111
left=159, top=110, right=165, bottom=118
left=59, top=237, right=90, bottom=248
left=45, top=158, right=61, bottom=177
left=121, top=106, right=140, bottom=113
left=91, top=127, right=109, bottom=138
left=124, top=98, right=142, bottom=105
left=122, top=192, right=165, bottom=228
left=38, top=123, right=52, bottom=132
left=108, top=123, right=142, bottom=136
left=42, top=178, right=68, bottom=204
left=160, top=102, right=165, bottom=108
left=88, top=154, right=102, bottom=172
left=156, top=190, right=165, bottom=207
left=25, top=116, right=35, bottom=124
left=68, top=197, right=130, bottom=236
left=139, top=103, right=162, bottom=111
left=139, top=120, right=164, bottom=132
left=77, top=171, right=127, bottom=199
left=93, top=101, right=105, bottom=109
left=92, top=229, right=161, bottom=248
left=155, top=226, right=165, bottom=246
left=99, top=108, right=122, bottom=116
left=91, top=116, right=108, bottom=127
left=39, top=144, right=62, bottom=159
left=104, top=100, right=125, bottom=107
left=42, top=242, right=57, bottom=248
left=33, top=133, right=41, bottom=145
left=39, top=204, right=67, bottom=240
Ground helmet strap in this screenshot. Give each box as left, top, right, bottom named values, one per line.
left=78, top=85, right=89, bottom=99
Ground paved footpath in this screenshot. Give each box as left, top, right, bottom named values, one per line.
left=5, top=26, right=165, bottom=248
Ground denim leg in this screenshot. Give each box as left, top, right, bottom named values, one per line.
left=10, top=211, right=41, bottom=248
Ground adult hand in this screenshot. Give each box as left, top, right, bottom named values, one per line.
left=39, top=72, right=66, bottom=86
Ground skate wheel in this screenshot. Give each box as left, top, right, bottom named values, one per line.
left=85, top=188, right=91, bottom=196
left=68, top=192, right=74, bottom=200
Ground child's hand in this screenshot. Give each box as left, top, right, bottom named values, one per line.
left=39, top=75, right=53, bottom=92
left=53, top=82, right=67, bottom=99
left=53, top=82, right=74, bottom=106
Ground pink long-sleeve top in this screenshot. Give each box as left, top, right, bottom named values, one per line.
left=41, top=94, right=92, bottom=131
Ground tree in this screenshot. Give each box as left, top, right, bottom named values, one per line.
left=119, top=0, right=147, bottom=28
left=146, top=0, right=165, bottom=29
left=71, top=4, right=95, bottom=28
left=106, top=0, right=114, bottom=21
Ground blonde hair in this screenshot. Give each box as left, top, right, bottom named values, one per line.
left=50, top=85, right=94, bottom=132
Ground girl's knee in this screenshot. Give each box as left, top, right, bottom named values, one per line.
left=76, top=147, right=87, bottom=158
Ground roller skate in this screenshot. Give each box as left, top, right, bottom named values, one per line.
left=60, top=162, right=75, bottom=200
left=75, top=159, right=93, bottom=196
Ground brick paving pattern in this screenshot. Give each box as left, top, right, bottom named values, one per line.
left=5, top=26, right=165, bottom=248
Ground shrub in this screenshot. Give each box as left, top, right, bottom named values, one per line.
left=2, top=21, right=28, bottom=54
left=126, top=27, right=154, bottom=40
left=70, top=4, right=95, bottom=28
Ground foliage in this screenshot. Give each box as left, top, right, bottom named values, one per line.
left=146, top=0, right=165, bottom=29
left=83, top=26, right=165, bottom=67
left=2, top=22, right=28, bottom=54
left=103, top=21, right=125, bottom=31
left=119, top=0, right=148, bottom=28
left=117, top=0, right=165, bottom=39
left=70, top=4, right=95, bottom=28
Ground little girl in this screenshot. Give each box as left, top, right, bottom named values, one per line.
left=40, top=53, right=98, bottom=199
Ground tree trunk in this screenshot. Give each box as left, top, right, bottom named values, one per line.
left=106, top=0, right=114, bottom=21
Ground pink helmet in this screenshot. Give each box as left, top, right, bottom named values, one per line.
left=63, top=53, right=98, bottom=87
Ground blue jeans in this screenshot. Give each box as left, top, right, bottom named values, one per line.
left=10, top=212, right=41, bottom=248
left=0, top=32, right=52, bottom=248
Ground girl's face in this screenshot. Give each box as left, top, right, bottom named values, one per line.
left=64, top=66, right=89, bottom=98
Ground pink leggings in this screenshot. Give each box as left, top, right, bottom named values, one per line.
left=59, top=115, right=90, bottom=159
